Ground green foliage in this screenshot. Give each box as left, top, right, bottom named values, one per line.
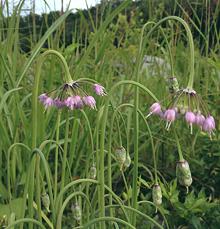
left=0, top=0, right=220, bottom=228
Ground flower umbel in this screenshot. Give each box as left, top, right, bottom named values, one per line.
left=38, top=81, right=106, bottom=110
left=147, top=87, right=215, bottom=136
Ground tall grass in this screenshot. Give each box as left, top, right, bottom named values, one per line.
left=0, top=0, right=220, bottom=228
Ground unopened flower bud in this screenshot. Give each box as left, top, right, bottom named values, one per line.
left=152, top=184, right=162, bottom=206
left=41, top=192, right=50, bottom=212
left=176, top=160, right=192, bottom=191
left=71, top=203, right=82, bottom=221
left=115, top=146, right=126, bottom=171
left=89, top=164, right=97, bottom=179
left=123, top=153, right=131, bottom=171
left=167, top=77, right=179, bottom=94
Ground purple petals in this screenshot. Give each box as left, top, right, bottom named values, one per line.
left=74, top=95, right=84, bottom=109
left=65, top=96, right=83, bottom=110
left=43, top=97, right=54, bottom=109
left=164, top=109, right=176, bottom=122
left=146, top=102, right=161, bottom=118
left=93, top=84, right=106, bottom=96
left=39, top=93, right=54, bottom=108
left=82, top=96, right=96, bottom=109
left=164, top=108, right=176, bottom=130
left=202, top=115, right=215, bottom=134
left=185, top=111, right=196, bottom=124
left=150, top=102, right=161, bottom=114
left=38, top=93, right=48, bottom=103
left=195, top=113, right=205, bottom=127
left=185, top=111, right=196, bottom=134
left=54, top=98, right=65, bottom=109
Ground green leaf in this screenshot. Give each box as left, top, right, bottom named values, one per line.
left=0, top=198, right=24, bottom=218
left=16, top=10, right=72, bottom=86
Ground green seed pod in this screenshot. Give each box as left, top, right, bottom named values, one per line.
left=115, top=146, right=126, bottom=171
left=176, top=160, right=192, bottom=189
left=167, top=76, right=179, bottom=94
left=71, top=203, right=82, bottom=221
left=89, top=164, right=97, bottom=179
left=41, top=192, right=50, bottom=212
left=152, top=184, right=162, bottom=206
left=123, top=153, right=131, bottom=171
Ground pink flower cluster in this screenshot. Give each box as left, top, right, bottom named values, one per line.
left=39, top=83, right=106, bottom=110
left=148, top=102, right=215, bottom=135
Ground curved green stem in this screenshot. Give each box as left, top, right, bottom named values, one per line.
left=104, top=205, right=164, bottom=229
left=144, top=16, right=195, bottom=89
left=56, top=191, right=91, bottom=229
left=100, top=80, right=157, bottom=227
left=81, top=217, right=136, bottom=229
left=30, top=50, right=72, bottom=226
left=55, top=179, right=129, bottom=222
left=6, top=218, right=46, bottom=229
left=138, top=21, right=175, bottom=77
left=32, top=49, right=72, bottom=148
left=31, top=148, right=55, bottom=222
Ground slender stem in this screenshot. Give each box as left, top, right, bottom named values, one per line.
left=151, top=140, right=158, bottom=183
left=174, top=131, right=184, bottom=161
left=99, top=108, right=107, bottom=229
left=121, top=171, right=130, bottom=206
left=131, top=85, right=139, bottom=226
left=35, top=154, right=42, bottom=223
left=32, top=49, right=72, bottom=149
left=31, top=50, right=72, bottom=226
left=60, top=111, right=70, bottom=203
left=99, top=80, right=157, bottom=227
left=145, top=16, right=195, bottom=89
left=54, top=111, right=61, bottom=201
left=27, top=159, right=36, bottom=229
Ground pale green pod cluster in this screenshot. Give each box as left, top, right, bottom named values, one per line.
left=167, top=76, right=179, bottom=94
left=123, top=153, right=131, bottom=170
left=41, top=192, right=50, bottom=212
left=152, top=184, right=162, bottom=206
left=176, top=160, right=192, bottom=189
left=71, top=203, right=82, bottom=221
left=89, top=164, right=97, bottom=179
left=115, top=146, right=131, bottom=171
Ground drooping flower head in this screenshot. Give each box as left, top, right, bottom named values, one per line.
left=43, top=97, right=53, bottom=108
left=65, top=96, right=83, bottom=110
left=202, top=115, right=215, bottom=135
left=195, top=113, right=205, bottom=127
left=93, top=84, right=106, bottom=96
left=185, top=111, right=196, bottom=134
left=54, top=98, right=65, bottom=109
left=38, top=80, right=106, bottom=111
left=147, top=85, right=215, bottom=136
left=146, top=102, right=161, bottom=118
left=38, top=93, right=48, bottom=103
left=82, top=96, right=96, bottom=109
left=164, top=108, right=176, bottom=130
